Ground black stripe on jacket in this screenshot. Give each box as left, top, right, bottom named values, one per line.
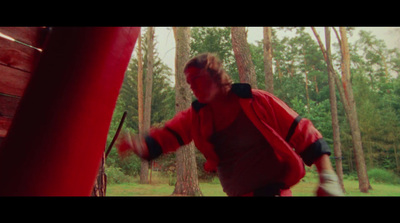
left=285, top=116, right=331, bottom=166
left=285, top=116, right=302, bottom=142
left=165, top=127, right=185, bottom=146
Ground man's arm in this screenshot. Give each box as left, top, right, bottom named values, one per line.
left=117, top=108, right=193, bottom=160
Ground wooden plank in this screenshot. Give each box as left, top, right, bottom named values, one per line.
left=0, top=64, right=30, bottom=97
left=0, top=94, right=20, bottom=118
left=0, top=37, right=41, bottom=73
left=0, top=116, right=12, bottom=137
left=0, top=27, right=49, bottom=144
left=0, top=27, right=49, bottom=48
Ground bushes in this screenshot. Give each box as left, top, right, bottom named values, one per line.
left=105, top=165, right=134, bottom=184
left=367, top=168, right=400, bottom=185
left=343, top=168, right=400, bottom=185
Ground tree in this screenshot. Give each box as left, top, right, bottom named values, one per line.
left=350, top=31, right=400, bottom=174
left=172, top=27, right=202, bottom=196
left=231, top=27, right=258, bottom=88
left=356, top=30, right=391, bottom=85
left=137, top=28, right=149, bottom=183
left=140, top=27, right=155, bottom=184
left=270, top=36, right=306, bottom=106
left=190, top=27, right=237, bottom=83
left=137, top=28, right=144, bottom=144
left=263, top=27, right=273, bottom=93
left=339, top=27, right=370, bottom=192
left=312, top=27, right=370, bottom=193
left=324, top=27, right=345, bottom=193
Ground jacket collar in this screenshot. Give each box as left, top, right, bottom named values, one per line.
left=191, top=83, right=253, bottom=112
left=230, top=83, right=253, bottom=99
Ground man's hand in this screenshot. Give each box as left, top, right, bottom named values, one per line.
left=116, top=132, right=149, bottom=160
left=316, top=170, right=344, bottom=196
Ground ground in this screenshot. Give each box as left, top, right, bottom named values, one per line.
left=106, top=171, right=400, bottom=196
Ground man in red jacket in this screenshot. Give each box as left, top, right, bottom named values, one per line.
left=117, top=53, right=343, bottom=196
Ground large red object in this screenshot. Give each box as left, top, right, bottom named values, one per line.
left=0, top=27, right=140, bottom=196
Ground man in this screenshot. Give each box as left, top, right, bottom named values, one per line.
left=117, top=53, right=343, bottom=196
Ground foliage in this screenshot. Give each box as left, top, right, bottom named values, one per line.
left=190, top=27, right=239, bottom=83
left=105, top=165, right=134, bottom=184
left=290, top=96, right=334, bottom=145
left=367, top=168, right=400, bottom=184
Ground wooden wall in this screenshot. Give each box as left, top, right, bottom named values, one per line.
left=0, top=27, right=49, bottom=143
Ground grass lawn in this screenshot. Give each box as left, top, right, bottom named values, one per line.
left=106, top=172, right=400, bottom=196
left=291, top=178, right=400, bottom=196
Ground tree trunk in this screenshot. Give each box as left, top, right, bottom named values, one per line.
left=394, top=142, right=399, bottom=174
left=263, top=27, right=273, bottom=93
left=172, top=27, right=202, bottom=196
left=367, top=139, right=374, bottom=168
left=313, top=75, right=319, bottom=94
left=339, top=27, right=351, bottom=103
left=141, top=27, right=155, bottom=184
left=231, top=27, right=257, bottom=89
left=324, top=27, right=345, bottom=193
left=379, top=52, right=390, bottom=81
left=138, top=29, right=144, bottom=137
left=288, top=60, right=295, bottom=77
left=137, top=29, right=148, bottom=184
left=339, top=27, right=370, bottom=192
left=91, top=152, right=106, bottom=196
left=276, top=59, right=283, bottom=82
left=348, top=146, right=353, bottom=172
left=303, top=50, right=310, bottom=113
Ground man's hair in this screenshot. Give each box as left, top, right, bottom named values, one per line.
left=184, top=53, right=232, bottom=93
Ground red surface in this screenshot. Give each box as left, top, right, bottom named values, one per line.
left=0, top=27, right=140, bottom=196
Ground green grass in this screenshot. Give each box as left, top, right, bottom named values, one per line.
left=106, top=171, right=400, bottom=196
left=291, top=177, right=400, bottom=196
left=107, top=182, right=175, bottom=196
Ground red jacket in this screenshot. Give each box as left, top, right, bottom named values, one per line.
left=144, top=83, right=331, bottom=188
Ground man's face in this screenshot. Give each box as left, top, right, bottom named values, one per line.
left=185, top=67, right=219, bottom=103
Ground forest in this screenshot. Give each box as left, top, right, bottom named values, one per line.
left=105, top=27, right=400, bottom=194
